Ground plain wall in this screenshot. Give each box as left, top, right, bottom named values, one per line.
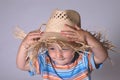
left=0, top=0, right=120, bottom=80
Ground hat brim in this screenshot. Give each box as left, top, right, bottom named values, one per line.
left=39, top=32, right=68, bottom=42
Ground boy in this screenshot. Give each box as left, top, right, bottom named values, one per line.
left=16, top=9, right=108, bottom=80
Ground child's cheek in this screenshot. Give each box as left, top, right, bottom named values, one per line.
left=49, top=52, right=56, bottom=58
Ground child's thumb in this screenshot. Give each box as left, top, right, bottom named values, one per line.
left=75, top=25, right=81, bottom=30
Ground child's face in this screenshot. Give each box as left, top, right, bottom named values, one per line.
left=48, top=43, right=75, bottom=66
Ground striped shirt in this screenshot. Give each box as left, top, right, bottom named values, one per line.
left=29, top=51, right=102, bottom=80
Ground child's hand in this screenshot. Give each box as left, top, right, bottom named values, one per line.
left=61, top=24, right=108, bottom=64
left=61, top=24, right=87, bottom=44
left=21, top=30, right=43, bottom=49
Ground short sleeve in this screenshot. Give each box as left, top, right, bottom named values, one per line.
left=89, top=52, right=103, bottom=70
left=28, top=58, right=40, bottom=76
left=28, top=51, right=47, bottom=76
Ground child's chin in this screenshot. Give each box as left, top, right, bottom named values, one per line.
left=55, top=62, right=69, bottom=66
left=56, top=64, right=66, bottom=66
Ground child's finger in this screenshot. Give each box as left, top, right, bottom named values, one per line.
left=74, top=25, right=81, bottom=30
left=61, top=31, right=76, bottom=37
left=64, top=24, right=76, bottom=30
left=64, top=24, right=81, bottom=30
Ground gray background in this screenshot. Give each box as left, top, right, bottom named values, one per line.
left=0, top=0, right=120, bottom=80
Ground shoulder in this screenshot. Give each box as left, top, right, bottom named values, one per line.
left=37, top=51, right=49, bottom=62
left=37, top=51, right=52, bottom=63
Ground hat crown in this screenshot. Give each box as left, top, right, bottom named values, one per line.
left=45, top=10, right=81, bottom=32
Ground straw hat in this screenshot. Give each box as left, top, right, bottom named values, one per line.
left=14, top=9, right=114, bottom=52
left=39, top=9, right=81, bottom=42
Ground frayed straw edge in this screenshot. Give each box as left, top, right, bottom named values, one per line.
left=13, top=26, right=27, bottom=39
left=14, top=27, right=119, bottom=66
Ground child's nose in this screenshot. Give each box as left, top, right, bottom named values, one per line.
left=56, top=50, right=63, bottom=59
